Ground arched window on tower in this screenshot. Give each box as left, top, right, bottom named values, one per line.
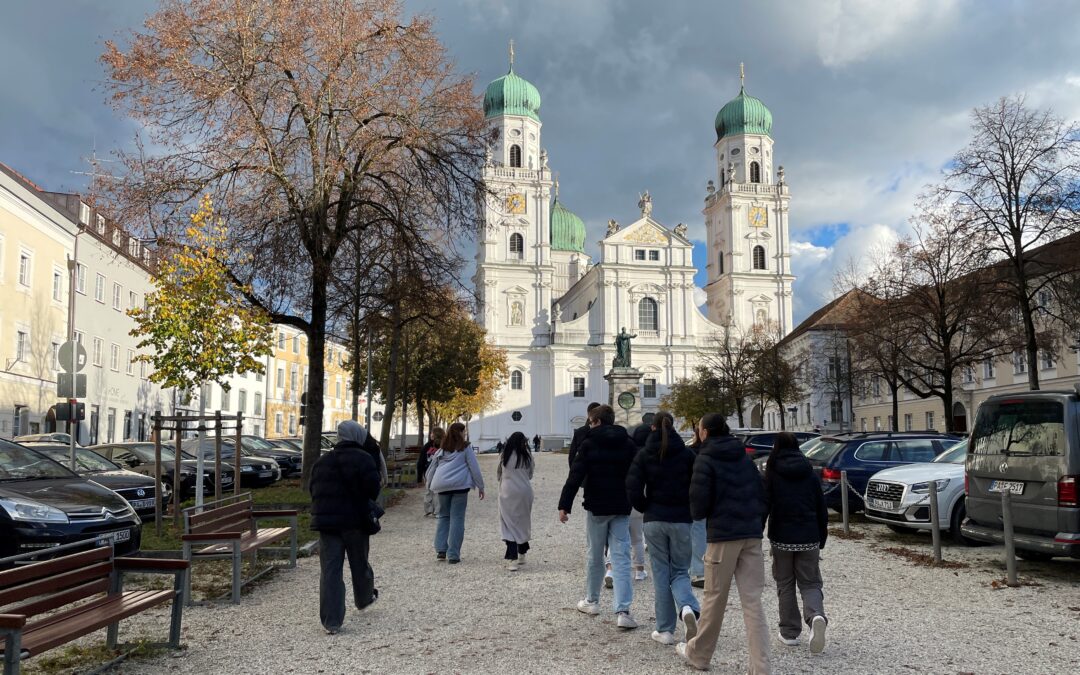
left=752, top=245, right=766, bottom=270
left=749, top=161, right=761, bottom=184
left=718, top=253, right=724, bottom=275
left=638, top=297, right=659, bottom=331
left=509, top=233, right=524, bottom=259
left=509, top=144, right=522, bottom=168
left=510, top=370, right=523, bottom=390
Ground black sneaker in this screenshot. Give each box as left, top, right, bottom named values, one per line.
left=437, top=552, right=447, bottom=561
left=358, top=588, right=379, bottom=611
left=448, top=558, right=461, bottom=564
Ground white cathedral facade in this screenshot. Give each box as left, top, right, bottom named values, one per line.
left=472, top=56, right=795, bottom=445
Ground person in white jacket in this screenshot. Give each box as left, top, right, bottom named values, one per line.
left=426, top=422, right=485, bottom=564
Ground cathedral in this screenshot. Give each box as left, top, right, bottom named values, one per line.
left=472, top=53, right=795, bottom=445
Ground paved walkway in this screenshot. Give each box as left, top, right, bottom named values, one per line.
left=113, top=452, right=1080, bottom=674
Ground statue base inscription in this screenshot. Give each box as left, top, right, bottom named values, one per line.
left=606, top=367, right=643, bottom=429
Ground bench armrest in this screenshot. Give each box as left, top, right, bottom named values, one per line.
left=115, top=557, right=190, bottom=571
left=182, top=531, right=244, bottom=542
left=0, top=614, right=26, bottom=630
left=252, top=509, right=298, bottom=518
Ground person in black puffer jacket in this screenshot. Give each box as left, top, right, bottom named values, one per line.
left=677, top=413, right=770, bottom=674
left=310, top=420, right=382, bottom=634
left=626, top=411, right=701, bottom=645
left=765, top=431, right=829, bottom=654
left=559, top=405, right=640, bottom=629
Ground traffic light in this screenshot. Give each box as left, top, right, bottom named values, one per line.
left=299, top=392, right=307, bottom=426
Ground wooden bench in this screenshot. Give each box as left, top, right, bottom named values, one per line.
left=0, top=544, right=188, bottom=675
left=181, top=493, right=297, bottom=605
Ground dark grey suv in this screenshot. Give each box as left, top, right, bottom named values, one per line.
left=962, top=391, right=1080, bottom=560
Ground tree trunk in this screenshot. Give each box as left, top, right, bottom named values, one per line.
left=378, top=309, right=402, bottom=451
left=1021, top=305, right=1040, bottom=391
left=415, top=396, right=426, bottom=448
left=301, top=268, right=329, bottom=491
left=350, top=289, right=362, bottom=421
left=777, top=398, right=786, bottom=430
left=890, top=381, right=900, bottom=431
left=941, top=386, right=955, bottom=433
left=735, top=398, right=746, bottom=428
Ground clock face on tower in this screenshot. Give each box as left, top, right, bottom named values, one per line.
left=748, top=206, right=768, bottom=228
left=505, top=193, right=526, bottom=214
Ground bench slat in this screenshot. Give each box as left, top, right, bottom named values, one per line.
left=0, top=561, right=112, bottom=607
left=6, top=579, right=110, bottom=619
left=194, top=527, right=293, bottom=556
left=187, top=498, right=252, bottom=527
left=0, top=547, right=111, bottom=590
left=190, top=511, right=252, bottom=535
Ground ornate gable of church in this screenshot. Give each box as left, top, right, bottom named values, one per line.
left=608, top=218, right=671, bottom=246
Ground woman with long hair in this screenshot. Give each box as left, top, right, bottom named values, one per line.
left=765, top=431, right=829, bottom=653
left=425, top=422, right=485, bottom=563
left=421, top=427, right=446, bottom=517
left=498, top=431, right=535, bottom=571
left=626, top=411, right=701, bottom=646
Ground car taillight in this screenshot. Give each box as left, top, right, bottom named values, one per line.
left=821, top=467, right=841, bottom=483
left=1059, top=476, right=1078, bottom=507
left=746, top=446, right=756, bottom=455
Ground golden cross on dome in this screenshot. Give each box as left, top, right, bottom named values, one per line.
left=740, top=62, right=745, bottom=88
left=509, top=40, right=515, bottom=69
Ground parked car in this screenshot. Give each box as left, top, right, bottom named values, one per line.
left=23, top=443, right=160, bottom=519
left=13, top=432, right=82, bottom=446
left=268, top=438, right=304, bottom=452
left=232, top=435, right=302, bottom=476
left=90, top=442, right=235, bottom=501
left=0, top=438, right=141, bottom=559
left=864, top=440, right=978, bottom=543
left=181, top=439, right=280, bottom=487
left=805, top=432, right=963, bottom=512
left=962, top=392, right=1080, bottom=560
left=736, top=430, right=820, bottom=460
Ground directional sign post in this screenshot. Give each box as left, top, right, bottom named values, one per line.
left=58, top=341, right=87, bottom=373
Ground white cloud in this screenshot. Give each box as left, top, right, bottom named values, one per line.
left=814, top=0, right=962, bottom=68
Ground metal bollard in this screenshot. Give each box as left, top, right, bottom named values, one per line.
left=840, top=470, right=850, bottom=535
left=928, top=480, right=942, bottom=564
left=1001, top=490, right=1019, bottom=587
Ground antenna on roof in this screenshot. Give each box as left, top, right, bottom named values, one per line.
left=71, top=137, right=119, bottom=186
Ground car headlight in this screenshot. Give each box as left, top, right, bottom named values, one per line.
left=911, top=479, right=950, bottom=494
left=0, top=497, right=70, bottom=523
left=241, top=465, right=254, bottom=472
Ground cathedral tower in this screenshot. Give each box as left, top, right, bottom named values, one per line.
left=703, top=66, right=795, bottom=337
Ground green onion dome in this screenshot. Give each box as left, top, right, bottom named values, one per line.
left=483, top=67, right=541, bottom=122
left=714, top=86, right=772, bottom=140
left=550, top=198, right=585, bottom=253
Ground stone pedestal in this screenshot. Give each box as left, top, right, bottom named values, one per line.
left=606, top=367, right=643, bottom=429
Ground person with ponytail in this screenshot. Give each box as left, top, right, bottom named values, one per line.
left=626, top=411, right=701, bottom=646
left=498, top=432, right=535, bottom=571
left=426, top=422, right=485, bottom=564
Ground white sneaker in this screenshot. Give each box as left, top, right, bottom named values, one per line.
left=681, top=606, right=698, bottom=642
left=616, top=612, right=638, bottom=629
left=778, top=632, right=799, bottom=647
left=809, top=616, right=827, bottom=654
left=506, top=560, right=520, bottom=572
left=576, top=599, right=600, bottom=615
left=634, top=569, right=648, bottom=582
left=604, top=572, right=614, bottom=589
left=651, top=630, right=675, bottom=645
left=518, top=553, right=526, bottom=566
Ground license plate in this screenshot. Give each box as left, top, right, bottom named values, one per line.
left=96, top=529, right=131, bottom=546
left=989, top=480, right=1024, bottom=495
left=868, top=498, right=898, bottom=511
left=258, top=471, right=273, bottom=478
left=130, top=498, right=155, bottom=510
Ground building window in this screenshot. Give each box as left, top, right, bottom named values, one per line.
left=123, top=411, right=132, bottom=440
left=638, top=298, right=659, bottom=331
left=829, top=399, right=843, bottom=423
left=277, top=367, right=285, bottom=389
left=275, top=413, right=283, bottom=434
left=648, top=250, right=660, bottom=261
left=335, top=380, right=342, bottom=399
left=1040, top=351, right=1055, bottom=370
left=79, top=202, right=90, bottom=224
left=643, top=378, right=657, bottom=399
left=92, top=337, right=103, bottom=366
left=94, top=274, right=105, bottom=303
left=129, top=291, right=138, bottom=310
left=983, top=359, right=995, bottom=379
left=52, top=268, right=63, bottom=301
left=873, top=416, right=881, bottom=431
left=126, top=349, right=135, bottom=375
left=290, top=364, right=299, bottom=391
left=634, top=249, right=646, bottom=261
left=278, top=332, right=285, bottom=350
left=288, top=415, right=297, bottom=435
left=18, top=252, right=31, bottom=287
left=926, top=411, right=935, bottom=430
left=510, top=370, right=523, bottom=390
left=76, top=263, right=86, bottom=294
left=752, top=245, right=766, bottom=270
left=112, top=283, right=122, bottom=310
left=254, top=392, right=262, bottom=414
left=15, top=331, right=29, bottom=363
left=1013, top=351, right=1027, bottom=375
left=872, top=376, right=881, bottom=398
left=904, top=413, right=913, bottom=431
left=962, top=366, right=975, bottom=384
left=110, top=344, right=120, bottom=371
left=749, top=161, right=761, bottom=183
left=718, top=254, right=724, bottom=275
left=509, top=233, right=524, bottom=259
left=221, top=388, right=231, bottom=411
left=573, top=377, right=586, bottom=398
left=95, top=214, right=106, bottom=234
left=140, top=360, right=148, bottom=379
left=860, top=418, right=867, bottom=432
left=107, top=408, right=116, bottom=443
left=255, top=370, right=263, bottom=383
left=292, top=335, right=300, bottom=353
left=51, top=342, right=61, bottom=370
left=511, top=411, right=523, bottom=422
left=509, top=144, right=522, bottom=168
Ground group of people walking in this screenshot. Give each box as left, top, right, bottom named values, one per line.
left=310, top=405, right=829, bottom=673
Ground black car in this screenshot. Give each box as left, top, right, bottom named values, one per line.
left=0, top=439, right=141, bottom=559
left=90, top=442, right=236, bottom=501
left=24, top=443, right=160, bottom=519
left=233, top=435, right=302, bottom=477
left=736, top=431, right=821, bottom=460
left=181, top=439, right=280, bottom=487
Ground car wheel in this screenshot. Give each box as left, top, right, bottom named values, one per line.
left=949, top=498, right=984, bottom=547
left=1015, top=549, right=1054, bottom=562
left=886, top=523, right=916, bottom=534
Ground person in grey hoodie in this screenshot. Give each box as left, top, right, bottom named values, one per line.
left=425, top=422, right=485, bottom=563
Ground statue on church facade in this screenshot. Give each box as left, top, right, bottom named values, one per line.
left=638, top=191, right=653, bottom=218
left=606, top=218, right=619, bottom=236
left=674, top=223, right=688, bottom=238
left=613, top=327, right=637, bottom=368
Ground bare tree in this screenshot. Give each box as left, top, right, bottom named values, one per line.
left=699, top=325, right=758, bottom=428
left=750, top=327, right=805, bottom=431
left=937, top=95, right=1080, bottom=389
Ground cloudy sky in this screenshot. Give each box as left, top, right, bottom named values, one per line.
left=3, top=0, right=1080, bottom=324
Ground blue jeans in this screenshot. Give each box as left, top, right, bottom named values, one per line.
left=585, top=513, right=632, bottom=613
left=644, top=521, right=701, bottom=633
left=434, top=491, right=469, bottom=560
left=691, top=519, right=707, bottom=578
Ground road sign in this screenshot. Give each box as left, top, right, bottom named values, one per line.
left=55, top=400, right=86, bottom=421
left=58, top=341, right=87, bottom=373
left=57, top=373, right=87, bottom=398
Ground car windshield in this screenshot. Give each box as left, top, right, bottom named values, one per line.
left=971, top=400, right=1066, bottom=457
left=0, top=441, right=77, bottom=480
left=243, top=437, right=276, bottom=451
left=805, top=439, right=846, bottom=462
left=33, top=446, right=121, bottom=473
left=799, top=437, right=825, bottom=455
left=933, top=439, right=967, bottom=464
